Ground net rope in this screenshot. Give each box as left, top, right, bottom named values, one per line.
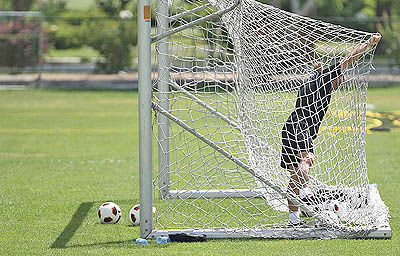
left=151, top=0, right=390, bottom=238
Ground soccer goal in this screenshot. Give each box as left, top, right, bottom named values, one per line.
left=138, top=0, right=392, bottom=239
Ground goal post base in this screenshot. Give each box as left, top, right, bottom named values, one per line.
left=150, top=184, right=391, bottom=239
left=149, top=226, right=391, bottom=239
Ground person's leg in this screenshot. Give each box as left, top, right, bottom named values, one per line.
left=287, top=166, right=301, bottom=225
left=287, top=152, right=314, bottom=224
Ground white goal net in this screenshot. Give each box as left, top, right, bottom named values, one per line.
left=150, top=0, right=391, bottom=239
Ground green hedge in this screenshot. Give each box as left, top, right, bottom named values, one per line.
left=81, top=17, right=137, bottom=73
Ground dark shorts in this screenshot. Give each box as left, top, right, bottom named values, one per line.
left=280, top=119, right=314, bottom=169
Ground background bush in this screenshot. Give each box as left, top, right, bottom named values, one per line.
left=45, top=10, right=87, bottom=50
left=82, top=16, right=137, bottom=73
left=0, top=20, right=48, bottom=70
left=47, top=21, right=83, bottom=49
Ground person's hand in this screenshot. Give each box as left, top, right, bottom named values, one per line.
left=314, top=62, right=322, bottom=73
left=369, top=33, right=381, bottom=45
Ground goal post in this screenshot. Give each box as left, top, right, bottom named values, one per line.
left=138, top=0, right=153, bottom=238
left=138, top=0, right=392, bottom=239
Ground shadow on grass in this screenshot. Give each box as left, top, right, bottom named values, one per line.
left=65, top=239, right=137, bottom=248
left=51, top=199, right=138, bottom=249
left=50, top=202, right=94, bottom=248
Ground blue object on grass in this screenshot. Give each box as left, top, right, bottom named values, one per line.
left=156, top=236, right=171, bottom=244
left=136, top=238, right=148, bottom=245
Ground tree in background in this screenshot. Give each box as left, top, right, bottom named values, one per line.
left=259, top=0, right=399, bottom=64
left=0, top=0, right=35, bottom=11
left=96, top=0, right=131, bottom=16
left=82, top=0, right=137, bottom=73
left=42, top=0, right=67, bottom=18
left=374, top=0, right=400, bottom=64
left=258, top=0, right=316, bottom=16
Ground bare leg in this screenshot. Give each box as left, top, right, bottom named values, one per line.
left=287, top=152, right=314, bottom=222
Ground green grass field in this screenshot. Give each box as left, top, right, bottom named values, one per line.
left=0, top=88, right=399, bottom=255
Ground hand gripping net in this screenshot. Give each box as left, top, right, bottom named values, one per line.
left=151, top=0, right=390, bottom=239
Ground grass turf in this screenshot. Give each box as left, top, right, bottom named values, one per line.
left=0, top=88, right=399, bottom=255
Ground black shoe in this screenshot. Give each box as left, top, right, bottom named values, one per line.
left=299, top=194, right=323, bottom=217
left=313, top=188, right=344, bottom=202
left=301, top=194, right=322, bottom=206
left=168, top=233, right=206, bottom=242
left=288, top=220, right=309, bottom=228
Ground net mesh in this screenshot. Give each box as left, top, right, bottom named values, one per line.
left=151, top=0, right=390, bottom=238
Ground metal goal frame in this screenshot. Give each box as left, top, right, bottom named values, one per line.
left=137, top=0, right=392, bottom=239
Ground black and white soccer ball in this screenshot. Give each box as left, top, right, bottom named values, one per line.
left=321, top=200, right=349, bottom=223
left=129, top=204, right=156, bottom=226
left=129, top=204, right=141, bottom=226
left=325, top=200, right=349, bottom=218
left=98, top=202, right=122, bottom=224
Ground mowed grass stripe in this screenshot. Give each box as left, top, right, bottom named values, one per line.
left=0, top=128, right=134, bottom=134
left=0, top=113, right=136, bottom=118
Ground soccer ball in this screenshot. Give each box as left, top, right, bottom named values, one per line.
left=320, top=200, right=350, bottom=224
left=98, top=202, right=122, bottom=224
left=321, top=209, right=339, bottom=224
left=129, top=204, right=156, bottom=226
left=324, top=200, right=349, bottom=218
left=129, top=204, right=140, bottom=226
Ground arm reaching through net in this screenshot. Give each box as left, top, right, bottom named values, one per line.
left=340, top=33, right=381, bottom=71
left=313, top=33, right=381, bottom=91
